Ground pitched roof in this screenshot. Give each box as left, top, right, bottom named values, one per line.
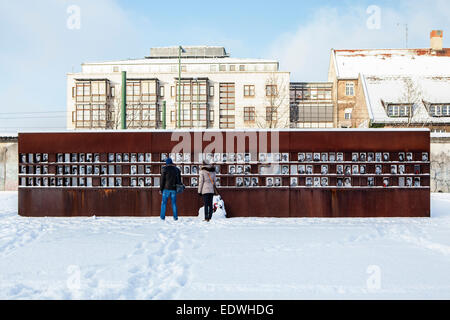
left=361, top=74, right=450, bottom=124
left=332, top=48, right=450, bottom=79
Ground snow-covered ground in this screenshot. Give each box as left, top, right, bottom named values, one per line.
left=0, top=191, right=449, bottom=300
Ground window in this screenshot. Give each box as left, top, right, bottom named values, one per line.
left=170, top=111, right=175, bottom=122
left=229, top=65, right=236, bottom=71
left=266, top=107, right=277, bottom=122
left=244, top=85, right=255, bottom=97
left=344, top=109, right=352, bottom=120
left=219, top=83, right=235, bottom=129
left=345, top=82, right=355, bottom=96
left=209, top=86, right=214, bottom=97
left=160, top=86, right=165, bottom=97
left=171, top=86, right=175, bottom=97
left=111, top=87, right=115, bottom=97
left=210, top=65, right=217, bottom=72
left=244, top=107, right=256, bottom=122
left=429, top=104, right=450, bottom=117
left=219, top=65, right=226, bottom=72
left=113, top=66, right=119, bottom=72
left=266, top=85, right=277, bottom=97
left=239, top=65, right=245, bottom=71
left=386, top=104, right=410, bottom=117
left=181, top=65, right=187, bottom=72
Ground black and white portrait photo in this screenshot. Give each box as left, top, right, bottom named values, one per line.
left=191, top=165, right=198, bottom=175
left=305, top=153, right=313, bottom=162
left=274, top=177, right=281, bottom=187
left=108, top=153, right=115, bottom=162
left=406, top=177, right=413, bottom=187
left=27, top=154, right=34, bottom=164
left=100, top=165, right=107, bottom=175
left=235, top=177, right=243, bottom=187
left=35, top=154, right=42, bottom=163
left=368, top=177, right=375, bottom=187
left=414, top=177, right=421, bottom=187
left=399, top=165, right=405, bottom=175
left=131, top=153, right=137, bottom=163
left=213, top=153, right=221, bottom=163
left=321, top=165, right=328, bottom=175
left=360, top=165, right=366, bottom=174
left=236, top=165, right=244, bottom=174
left=57, top=178, right=63, bottom=187
left=391, top=165, right=397, bottom=174
left=145, top=177, right=152, bottom=187
left=290, top=165, right=297, bottom=175
left=313, top=153, right=320, bottom=162
left=235, top=153, right=244, bottom=163
left=115, top=177, right=122, bottom=187
left=266, top=177, right=274, bottom=187
left=337, top=178, right=343, bottom=187
left=72, top=166, right=78, bottom=175
left=281, top=153, right=289, bottom=162
left=94, top=153, right=100, bottom=163
left=144, top=165, right=151, bottom=174
left=360, top=153, right=366, bottom=162
left=398, top=152, right=405, bottom=162
left=86, top=153, right=93, bottom=163
left=406, top=152, right=413, bottom=162
left=298, top=165, right=305, bottom=174
left=352, top=165, right=359, bottom=175
left=79, top=165, right=85, bottom=175
left=321, top=153, right=328, bottom=162
left=337, top=165, right=344, bottom=175
left=259, top=153, right=267, bottom=163
left=399, top=177, right=405, bottom=187
left=337, top=153, right=344, bottom=162
left=184, top=165, right=190, bottom=175
left=138, top=153, right=145, bottom=163
left=383, top=177, right=390, bottom=187
left=244, top=177, right=251, bottom=187
left=222, top=153, right=228, bottom=163
left=35, top=166, right=41, bottom=175
left=244, top=165, right=251, bottom=174
left=375, top=153, right=382, bottom=162
left=345, top=165, right=351, bottom=175
left=161, top=153, right=168, bottom=162
left=216, top=177, right=221, bottom=187
left=344, top=177, right=352, bottom=187
left=145, top=153, right=151, bottom=162
left=94, top=166, right=100, bottom=175
left=306, top=177, right=313, bottom=187
left=191, top=177, right=198, bottom=187
left=42, top=153, right=48, bottom=162
left=71, top=153, right=77, bottom=163
left=367, top=153, right=374, bottom=162
left=298, top=153, right=305, bottom=162
left=306, top=165, right=313, bottom=175
left=251, top=177, right=258, bottom=187
left=130, top=178, right=137, bottom=187
left=20, top=154, right=27, bottom=164
left=290, top=177, right=298, bottom=187
left=138, top=177, right=145, bottom=187
left=245, top=153, right=252, bottom=163
left=329, top=153, right=336, bottom=162
left=375, top=165, right=382, bottom=175
left=352, top=153, right=358, bottom=162
left=50, top=177, right=56, bottom=187
left=228, top=153, right=236, bottom=163
left=321, top=177, right=328, bottom=187
left=383, top=153, right=390, bottom=162
left=313, top=177, right=320, bottom=187
left=281, top=165, right=289, bottom=175
left=422, top=153, right=428, bottom=162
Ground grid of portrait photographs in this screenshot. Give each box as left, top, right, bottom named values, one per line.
left=18, top=151, right=429, bottom=189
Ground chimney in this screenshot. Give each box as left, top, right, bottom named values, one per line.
left=430, top=30, right=443, bottom=51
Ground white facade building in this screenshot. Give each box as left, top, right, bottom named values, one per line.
left=66, top=46, right=290, bottom=130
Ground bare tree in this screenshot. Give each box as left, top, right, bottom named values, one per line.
left=256, top=73, right=289, bottom=129
left=401, top=77, right=423, bottom=127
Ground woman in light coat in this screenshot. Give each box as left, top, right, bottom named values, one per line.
left=198, top=162, right=217, bottom=221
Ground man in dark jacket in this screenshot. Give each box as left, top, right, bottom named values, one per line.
left=160, top=158, right=182, bottom=221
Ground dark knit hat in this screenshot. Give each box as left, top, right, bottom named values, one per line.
left=165, top=158, right=173, bottom=165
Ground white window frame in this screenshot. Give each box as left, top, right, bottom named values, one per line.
left=345, top=82, right=355, bottom=96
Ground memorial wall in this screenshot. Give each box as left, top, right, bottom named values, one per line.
left=18, top=130, right=430, bottom=218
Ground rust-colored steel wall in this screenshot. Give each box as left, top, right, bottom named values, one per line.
left=18, top=130, right=431, bottom=218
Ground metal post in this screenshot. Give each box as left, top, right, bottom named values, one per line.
left=178, top=46, right=182, bottom=129
left=121, top=71, right=127, bottom=129
left=162, top=100, right=166, bottom=129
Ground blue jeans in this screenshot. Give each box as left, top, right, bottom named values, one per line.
left=160, top=189, right=178, bottom=220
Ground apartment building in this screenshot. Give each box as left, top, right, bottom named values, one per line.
left=328, top=30, right=450, bottom=131
left=290, top=82, right=334, bottom=128
left=67, top=46, right=290, bottom=130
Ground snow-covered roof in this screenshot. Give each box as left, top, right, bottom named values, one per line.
left=361, top=74, right=450, bottom=124
left=332, top=48, right=450, bottom=79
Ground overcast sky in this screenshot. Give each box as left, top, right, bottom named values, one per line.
left=0, top=0, right=449, bottom=131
